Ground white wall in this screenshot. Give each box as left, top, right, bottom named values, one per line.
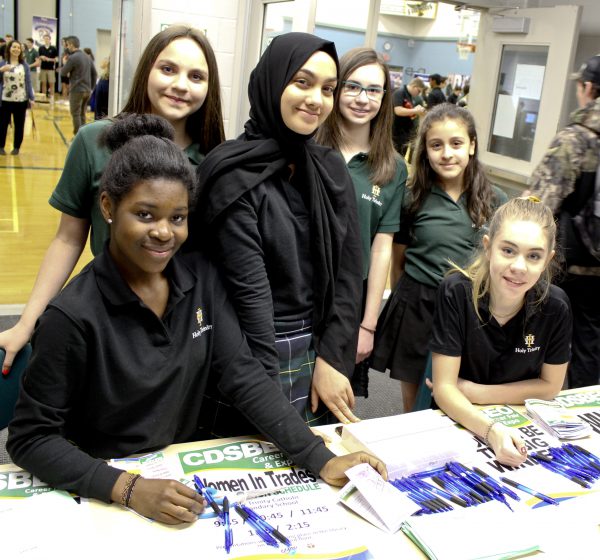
left=18, top=0, right=55, bottom=43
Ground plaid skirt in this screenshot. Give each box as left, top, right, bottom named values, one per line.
left=275, top=318, right=333, bottom=427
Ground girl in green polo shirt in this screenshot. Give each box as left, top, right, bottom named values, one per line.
left=0, top=26, right=225, bottom=375
left=371, top=103, right=507, bottom=413
left=316, top=47, right=406, bottom=398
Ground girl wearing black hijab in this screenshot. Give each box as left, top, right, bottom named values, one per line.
left=196, top=33, right=363, bottom=427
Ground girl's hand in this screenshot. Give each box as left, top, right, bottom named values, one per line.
left=310, top=357, right=359, bottom=424
left=319, top=452, right=387, bottom=486
left=487, top=423, right=527, bottom=467
left=0, top=323, right=32, bottom=375
left=120, top=477, right=206, bottom=525
left=355, top=328, right=374, bottom=364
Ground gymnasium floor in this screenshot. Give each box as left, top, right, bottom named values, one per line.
left=0, top=99, right=94, bottom=310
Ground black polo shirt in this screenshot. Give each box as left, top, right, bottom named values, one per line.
left=8, top=248, right=333, bottom=502
left=38, top=45, right=57, bottom=70
left=430, top=273, right=572, bottom=385
left=392, top=86, right=416, bottom=149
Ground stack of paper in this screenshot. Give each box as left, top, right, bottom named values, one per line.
left=525, top=399, right=593, bottom=439
left=340, top=410, right=474, bottom=478
left=400, top=501, right=540, bottom=560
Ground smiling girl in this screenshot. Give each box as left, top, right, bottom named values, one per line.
left=371, top=103, right=507, bottom=413
left=430, top=197, right=571, bottom=466
left=316, top=48, right=406, bottom=397
left=0, top=40, right=35, bottom=155
left=196, top=33, right=363, bottom=427
left=0, top=26, right=224, bottom=374
left=8, top=114, right=385, bottom=524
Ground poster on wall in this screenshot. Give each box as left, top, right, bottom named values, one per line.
left=32, top=16, right=57, bottom=48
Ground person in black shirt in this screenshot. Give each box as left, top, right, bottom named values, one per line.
left=429, top=197, right=571, bottom=467
left=196, top=33, right=363, bottom=427
left=7, top=114, right=386, bottom=525
left=38, top=34, right=57, bottom=102
left=426, top=73, right=446, bottom=108
left=392, top=77, right=425, bottom=156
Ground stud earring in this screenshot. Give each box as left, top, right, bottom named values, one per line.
left=107, top=218, right=113, bottom=224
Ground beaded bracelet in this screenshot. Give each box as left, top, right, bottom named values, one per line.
left=124, top=474, right=142, bottom=508
left=360, top=324, right=376, bottom=334
left=483, top=420, right=500, bottom=447
left=119, top=473, right=140, bottom=507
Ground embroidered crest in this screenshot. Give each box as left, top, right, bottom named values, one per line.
left=372, top=185, right=381, bottom=198
left=524, top=334, right=535, bottom=348
left=196, top=307, right=203, bottom=327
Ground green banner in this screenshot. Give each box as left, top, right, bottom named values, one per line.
left=481, top=405, right=530, bottom=427
left=178, top=440, right=293, bottom=474
left=554, top=388, right=600, bottom=409
left=0, top=471, right=53, bottom=498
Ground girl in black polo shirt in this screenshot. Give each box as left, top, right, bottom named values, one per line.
left=430, top=197, right=571, bottom=467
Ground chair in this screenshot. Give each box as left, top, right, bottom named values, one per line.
left=412, top=351, right=433, bottom=412
left=0, top=344, right=32, bottom=429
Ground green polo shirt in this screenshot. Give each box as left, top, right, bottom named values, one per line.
left=402, top=185, right=507, bottom=288
left=49, top=119, right=204, bottom=256
left=347, top=153, right=406, bottom=279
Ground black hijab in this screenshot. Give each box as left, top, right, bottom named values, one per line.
left=196, top=32, right=360, bottom=345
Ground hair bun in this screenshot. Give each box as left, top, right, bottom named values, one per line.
left=101, top=113, right=175, bottom=152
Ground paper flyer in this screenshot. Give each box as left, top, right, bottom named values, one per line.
left=177, top=440, right=374, bottom=559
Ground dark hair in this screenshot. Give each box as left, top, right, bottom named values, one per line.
left=99, top=114, right=197, bottom=207
left=316, top=47, right=398, bottom=185
left=409, top=103, right=495, bottom=228
left=121, top=25, right=224, bottom=153
left=67, top=36, right=80, bottom=49
left=6, top=40, right=24, bottom=64
left=26, top=37, right=34, bottom=44
left=83, top=47, right=94, bottom=61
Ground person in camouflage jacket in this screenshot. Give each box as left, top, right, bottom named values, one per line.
left=528, top=54, right=600, bottom=388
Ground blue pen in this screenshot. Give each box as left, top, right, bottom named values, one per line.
left=499, top=477, right=559, bottom=506
left=535, top=451, right=594, bottom=482
left=234, top=503, right=278, bottom=547
left=440, top=472, right=485, bottom=505
left=193, top=475, right=222, bottom=516
left=472, top=467, right=521, bottom=502
left=432, top=475, right=475, bottom=506
left=403, top=477, right=453, bottom=512
left=568, top=444, right=600, bottom=473
left=410, top=476, right=468, bottom=508
left=555, top=447, right=599, bottom=479
left=454, top=464, right=513, bottom=511
left=393, top=479, right=438, bottom=513
left=565, top=445, right=600, bottom=474
left=533, top=455, right=591, bottom=488
left=406, top=479, right=454, bottom=511
left=238, top=503, right=292, bottom=547
left=447, top=463, right=494, bottom=499
left=223, top=497, right=232, bottom=554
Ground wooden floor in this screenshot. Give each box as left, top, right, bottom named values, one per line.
left=0, top=100, right=94, bottom=306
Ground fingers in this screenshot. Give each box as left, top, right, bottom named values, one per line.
left=355, top=452, right=388, bottom=480
left=1, top=351, right=15, bottom=376
left=310, top=383, right=319, bottom=414
left=425, top=378, right=433, bottom=390
left=326, top=397, right=360, bottom=424
left=310, top=427, right=332, bottom=444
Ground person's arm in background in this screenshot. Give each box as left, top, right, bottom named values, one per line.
left=356, top=232, right=393, bottom=363
left=394, top=105, right=425, bottom=118
left=0, top=128, right=98, bottom=373
left=525, top=127, right=588, bottom=212
left=0, top=215, right=89, bottom=373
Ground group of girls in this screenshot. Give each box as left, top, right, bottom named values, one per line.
left=1, top=25, right=572, bottom=523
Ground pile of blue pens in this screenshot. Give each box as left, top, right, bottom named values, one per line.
left=193, top=475, right=293, bottom=554
left=531, top=443, right=600, bottom=489
left=390, top=459, right=565, bottom=514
